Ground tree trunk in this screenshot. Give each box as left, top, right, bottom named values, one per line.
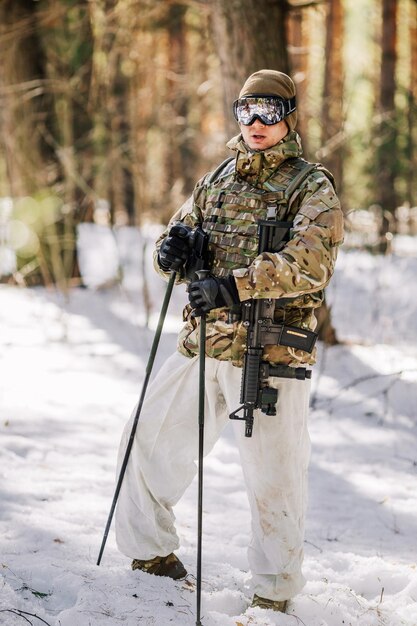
left=36, top=2, right=95, bottom=283
left=321, top=0, right=344, bottom=193
left=210, top=0, right=290, bottom=138
left=161, top=3, right=196, bottom=224
left=287, top=6, right=310, bottom=156
left=0, top=0, right=58, bottom=197
left=376, top=0, right=398, bottom=251
left=406, top=1, right=417, bottom=207
left=317, top=0, right=343, bottom=344
left=88, top=0, right=134, bottom=226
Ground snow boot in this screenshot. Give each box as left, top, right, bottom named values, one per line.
left=251, top=594, right=288, bottom=612
left=131, top=553, right=187, bottom=580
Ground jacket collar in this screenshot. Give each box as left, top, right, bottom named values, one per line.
left=226, top=130, right=303, bottom=185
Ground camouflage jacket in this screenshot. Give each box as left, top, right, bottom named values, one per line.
left=154, top=131, right=344, bottom=367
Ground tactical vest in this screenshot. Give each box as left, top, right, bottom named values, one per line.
left=201, top=156, right=318, bottom=277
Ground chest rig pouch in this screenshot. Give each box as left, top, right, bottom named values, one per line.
left=202, top=155, right=319, bottom=355
left=202, top=156, right=317, bottom=277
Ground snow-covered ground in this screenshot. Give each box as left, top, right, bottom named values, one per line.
left=1, top=229, right=417, bottom=626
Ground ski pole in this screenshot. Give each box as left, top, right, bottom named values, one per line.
left=97, top=270, right=177, bottom=566
left=195, top=270, right=208, bottom=626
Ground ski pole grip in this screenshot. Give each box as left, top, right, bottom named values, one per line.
left=196, top=269, right=210, bottom=280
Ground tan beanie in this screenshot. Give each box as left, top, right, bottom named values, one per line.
left=238, top=69, right=297, bottom=131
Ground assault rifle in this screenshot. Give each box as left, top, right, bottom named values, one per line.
left=229, top=219, right=317, bottom=438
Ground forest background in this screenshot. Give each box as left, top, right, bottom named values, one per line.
left=0, top=0, right=416, bottom=291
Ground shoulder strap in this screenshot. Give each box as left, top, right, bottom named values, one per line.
left=262, top=158, right=318, bottom=221
left=283, top=159, right=317, bottom=201
left=285, top=160, right=338, bottom=221
left=207, top=156, right=235, bottom=185
left=315, top=164, right=337, bottom=190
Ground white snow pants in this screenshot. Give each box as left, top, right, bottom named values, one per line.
left=115, top=351, right=311, bottom=601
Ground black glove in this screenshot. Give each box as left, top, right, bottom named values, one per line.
left=187, top=274, right=240, bottom=317
left=158, top=223, right=192, bottom=271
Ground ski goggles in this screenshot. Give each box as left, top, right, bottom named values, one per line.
left=233, top=95, right=296, bottom=126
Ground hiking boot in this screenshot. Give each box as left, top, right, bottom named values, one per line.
left=251, top=594, right=288, bottom=612
left=131, top=553, right=187, bottom=580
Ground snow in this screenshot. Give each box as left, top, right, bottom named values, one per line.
left=1, top=227, right=417, bottom=626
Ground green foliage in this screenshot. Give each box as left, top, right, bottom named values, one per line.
left=10, top=192, right=76, bottom=288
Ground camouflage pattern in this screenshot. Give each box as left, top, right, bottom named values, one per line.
left=154, top=130, right=344, bottom=367
left=201, top=157, right=317, bottom=276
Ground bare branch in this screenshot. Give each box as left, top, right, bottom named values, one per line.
left=0, top=610, right=32, bottom=625
left=0, top=608, right=52, bottom=625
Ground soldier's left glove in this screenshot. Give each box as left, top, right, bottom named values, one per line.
left=187, top=274, right=240, bottom=317
left=158, top=223, right=192, bottom=271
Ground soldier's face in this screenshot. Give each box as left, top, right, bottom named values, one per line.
left=240, top=118, right=288, bottom=151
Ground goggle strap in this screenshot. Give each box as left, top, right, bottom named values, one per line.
left=283, top=96, right=296, bottom=116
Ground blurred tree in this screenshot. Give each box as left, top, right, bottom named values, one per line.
left=406, top=0, right=417, bottom=207
left=42, top=2, right=94, bottom=199
left=210, top=0, right=290, bottom=138
left=134, top=1, right=217, bottom=225
left=160, top=3, right=197, bottom=223
left=0, top=0, right=59, bottom=197
left=287, top=5, right=311, bottom=156
left=0, top=1, right=86, bottom=287
left=376, top=0, right=398, bottom=251
left=321, top=0, right=344, bottom=194
left=87, top=0, right=136, bottom=225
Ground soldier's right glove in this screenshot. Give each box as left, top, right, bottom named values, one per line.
left=158, top=223, right=192, bottom=271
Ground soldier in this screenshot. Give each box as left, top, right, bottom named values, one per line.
left=115, top=69, right=344, bottom=613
